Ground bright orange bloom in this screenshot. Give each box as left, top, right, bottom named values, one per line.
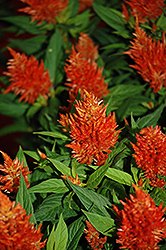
left=3, top=47, right=52, bottom=104
left=76, top=32, right=99, bottom=62
left=122, top=4, right=130, bottom=22
left=61, top=174, right=81, bottom=185
left=65, top=91, right=120, bottom=166
left=113, top=184, right=166, bottom=250
left=0, top=151, right=31, bottom=194
left=78, top=0, right=93, bottom=12
left=131, top=126, right=166, bottom=188
left=84, top=220, right=107, bottom=250
left=19, top=0, right=68, bottom=24
left=58, top=113, right=70, bottom=132
left=65, top=46, right=109, bottom=101
left=0, top=191, right=46, bottom=250
left=124, top=24, right=166, bottom=93
left=124, top=0, right=165, bottom=23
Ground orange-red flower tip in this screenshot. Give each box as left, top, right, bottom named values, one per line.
left=65, top=91, right=120, bottom=166
left=61, top=174, right=81, bottom=185
left=124, top=0, right=165, bottom=23
left=3, top=47, right=52, bottom=104
left=19, top=0, right=69, bottom=24
left=113, top=184, right=166, bottom=250
left=78, top=0, right=93, bottom=13
left=0, top=151, right=31, bottom=194
left=131, top=126, right=166, bottom=188
left=125, top=24, right=166, bottom=92
left=0, top=191, right=46, bottom=249
left=65, top=46, right=109, bottom=101
left=84, top=220, right=107, bottom=250
left=76, top=32, right=99, bottom=62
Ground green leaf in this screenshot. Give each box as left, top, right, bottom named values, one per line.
left=48, top=158, right=71, bottom=176
left=0, top=93, right=28, bottom=117
left=33, top=131, right=69, bottom=140
left=35, top=193, right=64, bottom=222
left=47, top=224, right=56, bottom=250
left=68, top=180, right=112, bottom=216
left=15, top=173, right=36, bottom=225
left=150, top=187, right=166, bottom=208
left=29, top=179, right=69, bottom=193
left=0, top=16, right=43, bottom=34
left=54, top=214, right=68, bottom=250
left=82, top=210, right=115, bottom=236
left=106, top=168, right=133, bottom=186
left=16, top=146, right=28, bottom=168
left=44, top=28, right=63, bottom=83
left=93, top=3, right=125, bottom=31
left=9, top=35, right=47, bottom=55
left=24, top=150, right=40, bottom=161
left=137, top=104, right=165, bottom=128
left=67, top=217, right=85, bottom=250
left=87, top=163, right=110, bottom=189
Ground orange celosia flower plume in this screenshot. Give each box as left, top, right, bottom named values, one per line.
left=113, top=183, right=166, bottom=250
left=3, top=47, right=52, bottom=104
left=78, top=0, right=93, bottom=13
left=19, top=0, right=69, bottom=24
left=61, top=174, right=81, bottom=185
left=123, top=0, right=165, bottom=23
left=0, top=151, right=31, bottom=195
left=65, top=46, right=109, bottom=102
left=0, top=191, right=46, bottom=249
left=63, top=91, right=120, bottom=166
left=84, top=220, right=107, bottom=250
left=76, top=32, right=99, bottom=62
left=131, top=126, right=166, bottom=188
left=124, top=24, right=166, bottom=93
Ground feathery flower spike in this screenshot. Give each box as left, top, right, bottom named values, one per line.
left=123, top=0, right=165, bottom=23
left=76, top=32, right=99, bottom=62
left=19, top=0, right=68, bottom=24
left=65, top=91, right=120, bottom=166
left=0, top=191, right=46, bottom=249
left=0, top=151, right=31, bottom=194
left=113, top=183, right=166, bottom=250
left=3, top=47, right=52, bottom=104
left=84, top=220, right=107, bottom=250
left=65, top=46, right=109, bottom=100
left=131, top=126, right=166, bottom=188
left=124, top=24, right=166, bottom=92
left=78, top=0, right=93, bottom=13
left=61, top=174, right=81, bottom=185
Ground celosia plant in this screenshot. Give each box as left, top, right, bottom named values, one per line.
left=61, top=90, right=120, bottom=166
left=3, top=47, right=52, bottom=104
left=124, top=23, right=166, bottom=93
left=19, top=0, right=69, bottom=24
left=0, top=0, right=166, bottom=249
left=123, top=0, right=165, bottom=23
left=0, top=191, right=46, bottom=249
left=131, top=126, right=166, bottom=188
left=0, top=151, right=31, bottom=194
left=113, top=184, right=166, bottom=250
left=84, top=220, right=107, bottom=250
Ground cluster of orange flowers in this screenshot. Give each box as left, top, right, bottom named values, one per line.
left=113, top=184, right=166, bottom=250
left=84, top=220, right=107, bottom=250
left=125, top=24, right=166, bottom=93
left=0, top=152, right=45, bottom=249
left=4, top=47, right=52, bottom=104
left=63, top=91, right=120, bottom=166
left=19, top=0, right=93, bottom=23
left=0, top=191, right=46, bottom=249
left=131, top=126, right=166, bottom=188
left=122, top=0, right=165, bottom=23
